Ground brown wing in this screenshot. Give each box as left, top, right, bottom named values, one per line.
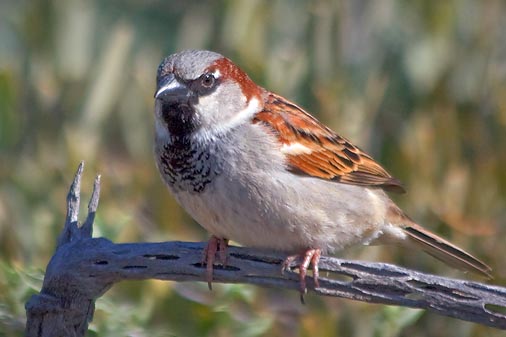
left=253, top=93, right=405, bottom=193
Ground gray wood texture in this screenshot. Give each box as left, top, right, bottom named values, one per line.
left=25, top=163, right=506, bottom=336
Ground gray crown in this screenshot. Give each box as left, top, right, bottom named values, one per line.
left=157, top=50, right=223, bottom=82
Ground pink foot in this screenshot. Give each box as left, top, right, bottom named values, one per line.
left=202, top=236, right=229, bottom=290
left=282, top=248, right=322, bottom=297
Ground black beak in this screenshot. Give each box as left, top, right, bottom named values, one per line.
left=154, top=74, right=190, bottom=102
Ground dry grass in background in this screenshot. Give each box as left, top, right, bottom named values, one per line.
left=1, top=1, right=505, bottom=336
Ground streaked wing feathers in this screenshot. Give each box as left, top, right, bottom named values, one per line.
left=253, top=93, right=405, bottom=193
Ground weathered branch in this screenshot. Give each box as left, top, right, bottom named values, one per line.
left=25, top=163, right=506, bottom=336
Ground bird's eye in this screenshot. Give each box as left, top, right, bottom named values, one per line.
left=201, top=73, right=215, bottom=88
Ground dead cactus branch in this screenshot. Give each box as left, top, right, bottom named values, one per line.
left=25, top=163, right=506, bottom=336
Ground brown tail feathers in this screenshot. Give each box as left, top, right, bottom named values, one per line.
left=402, top=223, right=492, bottom=278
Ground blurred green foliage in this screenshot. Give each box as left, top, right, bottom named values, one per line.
left=1, top=0, right=505, bottom=336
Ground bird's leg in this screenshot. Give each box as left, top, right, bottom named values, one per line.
left=282, top=248, right=322, bottom=298
left=218, top=238, right=229, bottom=267
left=202, top=235, right=229, bottom=290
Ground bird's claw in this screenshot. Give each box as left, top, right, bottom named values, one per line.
left=202, top=236, right=229, bottom=290
left=282, top=248, right=321, bottom=302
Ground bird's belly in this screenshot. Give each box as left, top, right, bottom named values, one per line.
left=174, top=183, right=299, bottom=251
left=173, top=173, right=390, bottom=254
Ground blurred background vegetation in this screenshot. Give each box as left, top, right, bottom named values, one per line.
left=1, top=0, right=505, bottom=336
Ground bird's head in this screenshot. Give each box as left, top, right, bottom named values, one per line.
left=154, top=50, right=263, bottom=140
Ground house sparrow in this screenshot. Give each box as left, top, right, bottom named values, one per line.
left=153, top=49, right=491, bottom=293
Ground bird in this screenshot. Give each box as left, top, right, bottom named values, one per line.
left=153, top=49, right=492, bottom=294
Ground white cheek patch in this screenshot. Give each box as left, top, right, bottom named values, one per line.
left=280, top=142, right=313, bottom=155
left=229, top=97, right=260, bottom=126
left=209, top=97, right=261, bottom=135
